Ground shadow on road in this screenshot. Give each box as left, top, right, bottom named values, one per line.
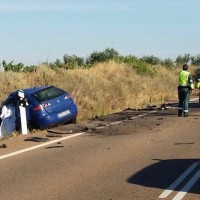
left=127, top=159, right=200, bottom=195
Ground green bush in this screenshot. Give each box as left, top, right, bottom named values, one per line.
left=86, top=48, right=119, bottom=65
left=194, top=67, right=200, bottom=78
left=191, top=55, right=200, bottom=66
left=63, top=54, right=84, bottom=69
left=161, top=58, right=176, bottom=68
left=1, top=49, right=200, bottom=73
left=116, top=55, right=154, bottom=75
left=175, top=54, right=191, bottom=67
left=140, top=55, right=161, bottom=65
left=2, top=60, right=36, bottom=72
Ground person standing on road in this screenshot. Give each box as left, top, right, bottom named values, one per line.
left=178, top=64, right=194, bottom=117
left=195, top=75, right=200, bottom=91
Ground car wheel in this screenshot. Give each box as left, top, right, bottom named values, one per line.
left=64, top=117, right=77, bottom=125
left=27, top=121, right=34, bottom=132
left=71, top=117, right=77, bottom=124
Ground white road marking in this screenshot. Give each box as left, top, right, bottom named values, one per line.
left=190, top=97, right=199, bottom=102
left=0, top=110, right=156, bottom=161
left=130, top=110, right=156, bottom=120
left=0, top=97, right=199, bottom=161
left=159, top=162, right=200, bottom=198
left=158, top=97, right=200, bottom=199
left=173, top=169, right=200, bottom=200
left=0, top=132, right=85, bottom=160
left=165, top=97, right=199, bottom=110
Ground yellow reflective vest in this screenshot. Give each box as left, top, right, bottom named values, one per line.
left=179, top=70, right=194, bottom=89
left=195, top=77, right=200, bottom=89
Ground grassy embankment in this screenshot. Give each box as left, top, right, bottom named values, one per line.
left=0, top=61, right=180, bottom=122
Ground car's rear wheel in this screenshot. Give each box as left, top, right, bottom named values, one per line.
left=70, top=117, right=77, bottom=124
left=27, top=121, right=39, bottom=132
left=63, top=117, right=77, bottom=125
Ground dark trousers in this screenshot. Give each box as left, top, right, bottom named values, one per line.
left=178, top=87, right=190, bottom=114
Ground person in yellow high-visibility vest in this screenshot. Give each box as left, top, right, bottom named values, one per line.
left=178, top=64, right=194, bottom=117
left=195, top=76, right=200, bottom=90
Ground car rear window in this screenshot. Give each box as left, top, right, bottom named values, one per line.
left=33, top=87, right=65, bottom=102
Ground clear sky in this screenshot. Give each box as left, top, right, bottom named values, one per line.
left=0, top=0, right=199, bottom=65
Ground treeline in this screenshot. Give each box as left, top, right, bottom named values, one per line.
left=1, top=48, right=200, bottom=73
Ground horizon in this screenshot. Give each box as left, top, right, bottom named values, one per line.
left=0, top=0, right=199, bottom=65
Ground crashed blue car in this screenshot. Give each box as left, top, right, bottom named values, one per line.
left=2, top=86, right=78, bottom=130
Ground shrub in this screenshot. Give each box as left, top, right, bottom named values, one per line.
left=63, top=54, right=84, bottom=69
left=191, top=55, right=200, bottom=66
left=86, top=48, right=119, bottom=65
left=161, top=58, right=176, bottom=68
left=116, top=55, right=154, bottom=75
left=140, top=55, right=161, bottom=65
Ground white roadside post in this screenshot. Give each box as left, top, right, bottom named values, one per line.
left=18, top=90, right=28, bottom=135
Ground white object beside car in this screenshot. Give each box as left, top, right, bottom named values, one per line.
left=0, top=105, right=16, bottom=138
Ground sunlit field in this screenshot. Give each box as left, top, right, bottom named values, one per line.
left=0, top=61, right=181, bottom=122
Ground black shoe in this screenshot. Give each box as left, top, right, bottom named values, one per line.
left=184, top=112, right=188, bottom=117
left=178, top=110, right=182, bottom=116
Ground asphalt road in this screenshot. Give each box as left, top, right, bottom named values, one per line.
left=0, top=97, right=200, bottom=200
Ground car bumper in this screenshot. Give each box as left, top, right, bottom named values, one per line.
left=36, top=107, right=78, bottom=129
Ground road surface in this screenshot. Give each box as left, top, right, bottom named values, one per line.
left=0, top=97, right=200, bottom=200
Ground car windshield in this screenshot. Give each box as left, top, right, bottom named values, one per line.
left=33, top=87, right=65, bottom=102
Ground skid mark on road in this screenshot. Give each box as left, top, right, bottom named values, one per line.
left=159, top=162, right=200, bottom=200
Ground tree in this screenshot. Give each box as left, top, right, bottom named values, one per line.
left=22, top=65, right=37, bottom=72
left=86, top=48, right=119, bottom=65
left=161, top=58, right=175, bottom=68
left=3, top=61, right=24, bottom=72
left=2, top=60, right=6, bottom=68
left=103, top=48, right=119, bottom=60
left=63, top=54, right=84, bottom=69
left=117, top=55, right=138, bottom=64
left=49, top=59, right=64, bottom=69
left=183, top=54, right=191, bottom=63
left=175, top=55, right=184, bottom=66
left=140, top=55, right=161, bottom=65
left=175, top=54, right=191, bottom=66
left=191, top=55, right=200, bottom=66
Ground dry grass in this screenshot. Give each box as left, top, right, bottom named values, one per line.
left=0, top=61, right=180, bottom=122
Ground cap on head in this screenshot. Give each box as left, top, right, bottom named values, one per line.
left=183, top=64, right=189, bottom=70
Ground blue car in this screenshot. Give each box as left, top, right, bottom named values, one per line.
left=2, top=86, right=78, bottom=130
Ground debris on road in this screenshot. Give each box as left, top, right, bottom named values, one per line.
left=24, top=137, right=49, bottom=142
left=46, top=134, right=62, bottom=138
left=0, top=143, right=7, bottom=148
left=46, top=101, right=175, bottom=136
left=174, top=142, right=195, bottom=145
left=45, top=145, right=64, bottom=149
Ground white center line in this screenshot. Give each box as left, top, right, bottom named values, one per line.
left=0, top=109, right=157, bottom=161
left=173, top=169, right=200, bottom=200
left=0, top=97, right=199, bottom=161
left=159, top=162, right=200, bottom=198
left=0, top=132, right=85, bottom=160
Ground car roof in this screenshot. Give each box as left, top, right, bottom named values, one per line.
left=10, top=86, right=53, bottom=96
left=22, top=86, right=52, bottom=95
left=3, top=86, right=54, bottom=105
